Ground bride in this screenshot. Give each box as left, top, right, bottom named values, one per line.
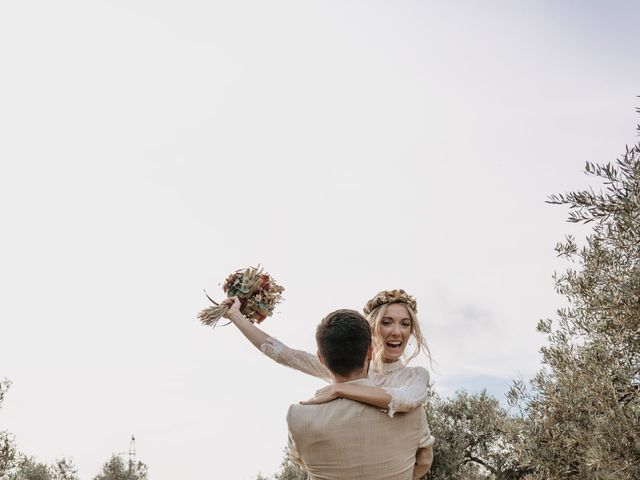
left=223, top=289, right=434, bottom=418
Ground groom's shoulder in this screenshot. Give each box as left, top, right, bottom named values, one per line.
left=287, top=402, right=320, bottom=433
left=287, top=402, right=319, bottom=424
left=287, top=400, right=329, bottom=423
left=286, top=402, right=301, bottom=422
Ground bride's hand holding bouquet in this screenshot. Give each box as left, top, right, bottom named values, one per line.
left=198, top=266, right=284, bottom=329
left=214, top=294, right=274, bottom=351
left=221, top=296, right=242, bottom=320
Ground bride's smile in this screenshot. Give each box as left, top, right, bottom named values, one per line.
left=378, top=303, right=412, bottom=363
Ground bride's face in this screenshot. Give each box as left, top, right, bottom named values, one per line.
left=377, top=303, right=412, bottom=363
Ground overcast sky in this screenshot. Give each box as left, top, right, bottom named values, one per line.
left=1, top=1, right=639, bottom=479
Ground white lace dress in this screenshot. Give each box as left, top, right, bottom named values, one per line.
left=260, top=336, right=430, bottom=417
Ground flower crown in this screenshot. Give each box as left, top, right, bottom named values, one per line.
left=363, top=289, right=418, bottom=316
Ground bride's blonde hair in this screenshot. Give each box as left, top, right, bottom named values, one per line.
left=363, top=289, right=432, bottom=373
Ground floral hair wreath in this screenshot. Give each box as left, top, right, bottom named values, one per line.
left=363, top=289, right=418, bottom=316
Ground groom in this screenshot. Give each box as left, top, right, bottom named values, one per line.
left=286, top=309, right=433, bottom=480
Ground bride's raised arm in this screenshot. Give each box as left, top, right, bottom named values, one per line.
left=223, top=297, right=331, bottom=382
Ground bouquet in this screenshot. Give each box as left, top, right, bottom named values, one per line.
left=198, top=266, right=284, bottom=328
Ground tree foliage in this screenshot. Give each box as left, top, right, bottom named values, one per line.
left=5, top=457, right=52, bottom=480
left=256, top=449, right=307, bottom=480
left=273, top=450, right=307, bottom=480
left=92, top=456, right=148, bottom=480
left=0, top=380, right=18, bottom=479
left=0, top=456, right=79, bottom=480
left=50, top=459, right=80, bottom=480
left=425, top=390, right=527, bottom=480
left=509, top=115, right=640, bottom=479
left=0, top=433, right=17, bottom=480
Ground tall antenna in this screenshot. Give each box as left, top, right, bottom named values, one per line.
left=128, top=435, right=136, bottom=470
left=118, top=435, right=136, bottom=472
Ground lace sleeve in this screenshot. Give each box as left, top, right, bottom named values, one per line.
left=383, top=367, right=430, bottom=417
left=260, top=337, right=332, bottom=382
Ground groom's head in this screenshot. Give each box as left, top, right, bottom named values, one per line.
left=316, top=309, right=372, bottom=379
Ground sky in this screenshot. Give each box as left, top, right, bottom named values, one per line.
left=1, top=1, right=639, bottom=479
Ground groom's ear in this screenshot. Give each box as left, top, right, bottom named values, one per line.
left=364, top=346, right=373, bottom=374
left=317, top=350, right=326, bottom=366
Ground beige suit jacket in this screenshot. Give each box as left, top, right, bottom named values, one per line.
left=287, top=378, right=433, bottom=480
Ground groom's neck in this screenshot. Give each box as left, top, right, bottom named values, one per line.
left=331, top=367, right=368, bottom=384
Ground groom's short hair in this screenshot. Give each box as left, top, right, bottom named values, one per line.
left=316, top=309, right=372, bottom=377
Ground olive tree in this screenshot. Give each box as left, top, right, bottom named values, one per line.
left=509, top=112, right=640, bottom=479
left=0, top=380, right=17, bottom=479
left=425, top=390, right=526, bottom=480
left=93, top=455, right=148, bottom=480
left=256, top=449, right=307, bottom=480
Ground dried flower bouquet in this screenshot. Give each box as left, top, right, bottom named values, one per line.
left=198, top=266, right=284, bottom=328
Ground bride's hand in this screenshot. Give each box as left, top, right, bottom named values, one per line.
left=300, top=385, right=340, bottom=405
left=222, top=296, right=241, bottom=319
